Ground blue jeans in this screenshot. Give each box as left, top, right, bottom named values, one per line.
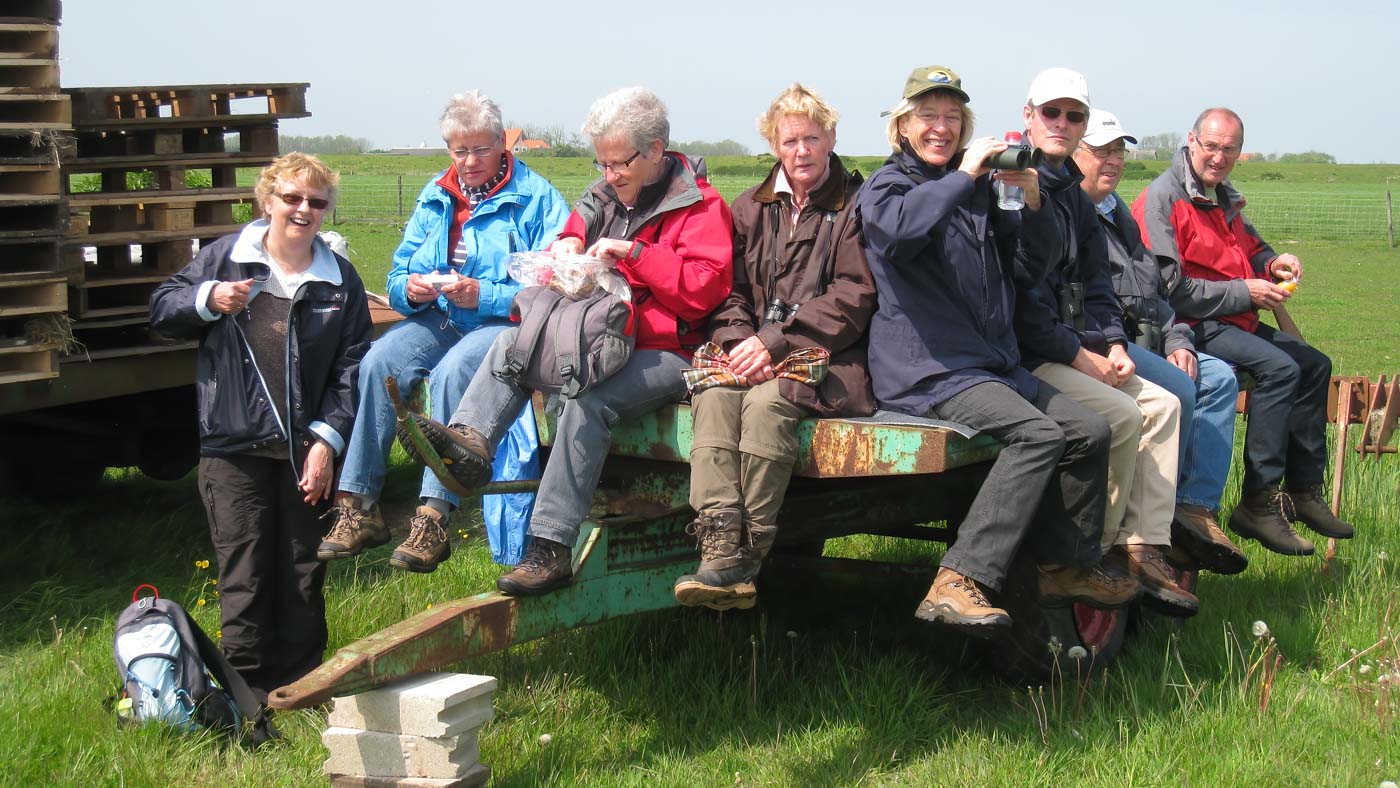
left=337, top=309, right=510, bottom=507
left=452, top=328, right=688, bottom=547
left=1128, top=344, right=1239, bottom=510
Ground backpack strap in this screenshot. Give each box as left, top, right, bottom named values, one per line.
left=187, top=618, right=282, bottom=747
left=500, top=287, right=566, bottom=380
left=555, top=295, right=594, bottom=399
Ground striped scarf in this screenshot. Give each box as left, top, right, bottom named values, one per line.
left=682, top=341, right=829, bottom=395
left=451, top=154, right=510, bottom=271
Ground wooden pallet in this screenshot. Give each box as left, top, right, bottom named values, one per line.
left=0, top=23, right=58, bottom=59
left=0, top=0, right=62, bottom=24
left=0, top=274, right=63, bottom=317
left=0, top=91, right=69, bottom=130
left=0, top=235, right=59, bottom=281
left=0, top=161, right=57, bottom=194
left=71, top=122, right=279, bottom=158
left=65, top=83, right=309, bottom=129
left=62, top=150, right=274, bottom=175
left=66, top=273, right=164, bottom=319
left=0, top=57, right=57, bottom=93
left=65, top=237, right=194, bottom=282
left=0, top=195, right=64, bottom=237
left=0, top=338, right=57, bottom=384
left=0, top=128, right=71, bottom=163
left=69, top=188, right=255, bottom=237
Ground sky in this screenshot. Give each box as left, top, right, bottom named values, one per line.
left=58, top=0, right=1398, bottom=163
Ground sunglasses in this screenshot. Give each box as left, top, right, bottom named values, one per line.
left=1037, top=105, right=1088, bottom=124
left=277, top=192, right=329, bottom=210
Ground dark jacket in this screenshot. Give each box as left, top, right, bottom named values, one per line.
left=856, top=148, right=1061, bottom=414
left=711, top=154, right=876, bottom=417
left=1130, top=146, right=1276, bottom=332
left=1099, top=192, right=1194, bottom=358
left=1015, top=157, right=1127, bottom=369
left=150, top=227, right=373, bottom=473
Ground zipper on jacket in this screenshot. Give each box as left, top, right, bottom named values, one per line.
left=233, top=319, right=290, bottom=450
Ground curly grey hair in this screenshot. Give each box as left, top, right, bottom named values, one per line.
left=581, top=87, right=670, bottom=153
left=439, top=90, right=504, bottom=143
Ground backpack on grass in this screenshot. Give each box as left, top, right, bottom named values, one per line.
left=111, top=585, right=278, bottom=745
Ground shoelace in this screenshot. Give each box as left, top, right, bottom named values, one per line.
left=685, top=517, right=727, bottom=559
left=1270, top=489, right=1297, bottom=522
left=324, top=504, right=366, bottom=541
left=950, top=578, right=991, bottom=607
left=402, top=512, right=444, bottom=551
left=1089, top=564, right=1128, bottom=587
left=515, top=541, right=556, bottom=574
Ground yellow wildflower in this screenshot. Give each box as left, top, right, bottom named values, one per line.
left=196, top=598, right=207, bottom=607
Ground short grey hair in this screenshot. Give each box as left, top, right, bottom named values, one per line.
left=581, top=87, right=670, bottom=152
left=439, top=90, right=504, bottom=143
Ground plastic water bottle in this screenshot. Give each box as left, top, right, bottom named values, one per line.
left=996, top=131, right=1026, bottom=211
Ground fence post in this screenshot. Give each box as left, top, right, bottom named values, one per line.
left=1387, top=184, right=1395, bottom=248
left=397, top=175, right=404, bottom=220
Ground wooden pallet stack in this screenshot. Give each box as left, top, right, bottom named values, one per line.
left=60, top=81, right=309, bottom=356
left=0, top=0, right=69, bottom=384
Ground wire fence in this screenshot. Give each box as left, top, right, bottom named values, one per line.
left=329, top=178, right=1398, bottom=244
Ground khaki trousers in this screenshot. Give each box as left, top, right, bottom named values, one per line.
left=688, top=379, right=806, bottom=529
left=1032, top=362, right=1181, bottom=548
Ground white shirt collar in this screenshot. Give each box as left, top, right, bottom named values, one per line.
left=230, top=220, right=342, bottom=298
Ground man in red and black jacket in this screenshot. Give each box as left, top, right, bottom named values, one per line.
left=1132, top=107, right=1354, bottom=556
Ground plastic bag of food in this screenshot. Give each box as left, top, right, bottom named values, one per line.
left=506, top=251, right=632, bottom=302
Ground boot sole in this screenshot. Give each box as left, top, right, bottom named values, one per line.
left=913, top=602, right=1011, bottom=638
left=1293, top=518, right=1355, bottom=540
left=496, top=573, right=572, bottom=596
left=1228, top=521, right=1315, bottom=556
left=396, top=415, right=492, bottom=491
left=1139, top=588, right=1200, bottom=618
left=316, top=532, right=391, bottom=561
left=390, top=543, right=451, bottom=573
left=674, top=579, right=757, bottom=611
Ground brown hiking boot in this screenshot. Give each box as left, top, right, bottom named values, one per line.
left=1284, top=485, right=1355, bottom=539
left=389, top=506, right=452, bottom=573
left=1037, top=561, right=1141, bottom=610
left=1123, top=545, right=1200, bottom=618
left=398, top=415, right=493, bottom=492
left=1172, top=504, right=1248, bottom=575
left=1229, top=487, right=1314, bottom=556
left=674, top=509, right=757, bottom=610
left=914, top=567, right=1011, bottom=637
left=317, top=497, right=391, bottom=560
left=496, top=537, right=573, bottom=596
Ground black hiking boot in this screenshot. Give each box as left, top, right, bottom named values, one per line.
left=674, top=509, right=759, bottom=610
left=1229, top=487, right=1314, bottom=556
left=1284, top=484, right=1355, bottom=539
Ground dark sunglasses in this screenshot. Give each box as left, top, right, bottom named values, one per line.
left=1038, top=105, right=1088, bottom=124
left=277, top=192, right=329, bottom=210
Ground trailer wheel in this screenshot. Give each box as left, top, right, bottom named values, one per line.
left=990, top=552, right=1129, bottom=684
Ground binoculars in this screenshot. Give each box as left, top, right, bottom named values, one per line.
left=986, top=145, right=1044, bottom=171
left=763, top=298, right=796, bottom=326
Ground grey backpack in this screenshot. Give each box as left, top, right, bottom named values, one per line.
left=496, top=286, right=636, bottom=398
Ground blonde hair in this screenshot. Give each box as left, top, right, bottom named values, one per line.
left=255, top=152, right=339, bottom=208
left=884, top=91, right=976, bottom=152
left=757, top=83, right=839, bottom=145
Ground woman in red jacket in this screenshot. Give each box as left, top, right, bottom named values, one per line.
left=412, top=86, right=734, bottom=595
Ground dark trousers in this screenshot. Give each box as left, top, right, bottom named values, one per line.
left=199, top=454, right=329, bottom=699
left=931, top=380, right=1110, bottom=591
left=1193, top=320, right=1331, bottom=493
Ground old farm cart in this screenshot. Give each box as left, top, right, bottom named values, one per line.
left=270, top=395, right=1136, bottom=710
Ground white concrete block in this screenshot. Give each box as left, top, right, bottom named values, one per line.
left=329, top=673, right=497, bottom=737
left=328, top=763, right=490, bottom=787
left=322, top=727, right=480, bottom=780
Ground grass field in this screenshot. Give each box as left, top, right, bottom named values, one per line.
left=2, top=162, right=1399, bottom=785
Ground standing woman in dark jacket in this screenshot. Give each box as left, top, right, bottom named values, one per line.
left=857, top=66, right=1134, bottom=639
left=673, top=84, right=876, bottom=611
left=150, top=153, right=373, bottom=700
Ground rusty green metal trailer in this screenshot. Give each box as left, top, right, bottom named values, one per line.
left=269, top=395, right=1141, bottom=710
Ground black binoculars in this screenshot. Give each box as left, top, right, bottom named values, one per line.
left=986, top=145, right=1044, bottom=171
left=763, top=298, right=795, bottom=326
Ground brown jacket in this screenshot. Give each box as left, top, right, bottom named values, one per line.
left=710, top=154, right=876, bottom=417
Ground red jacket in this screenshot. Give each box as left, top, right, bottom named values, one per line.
left=558, top=153, right=733, bottom=354
left=1131, top=146, right=1276, bottom=332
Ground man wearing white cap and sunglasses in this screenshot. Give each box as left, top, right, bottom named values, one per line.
left=1013, top=69, right=1196, bottom=617
left=1072, top=109, right=1248, bottom=579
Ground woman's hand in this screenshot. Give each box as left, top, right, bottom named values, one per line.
left=586, top=238, right=634, bottom=263
left=728, top=335, right=774, bottom=384
left=957, top=137, right=1007, bottom=179
left=993, top=167, right=1042, bottom=211
left=299, top=441, right=335, bottom=503
left=440, top=276, right=480, bottom=310
left=551, top=237, right=585, bottom=257
left=405, top=273, right=442, bottom=305
left=209, top=279, right=255, bottom=314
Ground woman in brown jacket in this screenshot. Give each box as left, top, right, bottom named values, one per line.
left=674, top=84, right=877, bottom=610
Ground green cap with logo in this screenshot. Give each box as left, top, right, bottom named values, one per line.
left=901, top=65, right=970, bottom=103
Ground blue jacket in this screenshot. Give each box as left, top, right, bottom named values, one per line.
left=856, top=149, right=1062, bottom=414
left=1015, top=157, right=1127, bottom=368
left=386, top=157, right=569, bottom=331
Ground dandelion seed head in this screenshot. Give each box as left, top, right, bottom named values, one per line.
left=538, top=733, right=552, bottom=746
left=1251, top=620, right=1270, bottom=638
left=1360, top=664, right=1373, bottom=675
left=1067, top=646, right=1088, bottom=660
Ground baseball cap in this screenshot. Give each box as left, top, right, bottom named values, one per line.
left=900, top=65, right=970, bottom=104
left=1027, top=67, right=1089, bottom=107
left=1082, top=109, right=1137, bottom=147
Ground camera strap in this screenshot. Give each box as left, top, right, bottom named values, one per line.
left=762, top=202, right=837, bottom=324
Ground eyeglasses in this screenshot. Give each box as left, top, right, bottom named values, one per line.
left=277, top=192, right=329, bottom=210
left=1079, top=144, right=1127, bottom=161
left=593, top=149, right=642, bottom=174
left=450, top=145, right=499, bottom=160
left=1036, top=105, right=1088, bottom=124
left=1193, top=139, right=1242, bottom=157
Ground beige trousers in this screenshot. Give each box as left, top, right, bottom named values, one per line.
left=688, top=379, right=806, bottom=529
left=1032, top=362, right=1181, bottom=548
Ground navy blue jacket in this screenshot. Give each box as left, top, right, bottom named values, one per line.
left=857, top=149, right=1062, bottom=414
left=1015, top=157, right=1127, bottom=369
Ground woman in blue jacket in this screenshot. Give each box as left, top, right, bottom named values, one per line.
left=857, top=66, right=1135, bottom=638
left=318, top=91, right=569, bottom=573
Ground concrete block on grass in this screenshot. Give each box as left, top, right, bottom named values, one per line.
left=329, top=673, right=497, bottom=737
left=322, top=727, right=480, bottom=780
left=328, top=764, right=490, bottom=788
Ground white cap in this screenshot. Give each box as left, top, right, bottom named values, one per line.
left=1027, top=67, right=1089, bottom=108
left=1082, top=109, right=1137, bottom=147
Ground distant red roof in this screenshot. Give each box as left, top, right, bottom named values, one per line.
left=503, top=128, right=551, bottom=152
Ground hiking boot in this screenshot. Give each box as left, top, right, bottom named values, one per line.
left=497, top=537, right=573, bottom=596
left=1229, top=487, right=1314, bottom=556
left=1172, top=504, right=1248, bottom=575
left=674, top=509, right=756, bottom=610
left=389, top=506, right=451, bottom=573
left=1123, top=544, right=1200, bottom=618
left=914, top=567, right=1011, bottom=637
left=1038, top=561, right=1141, bottom=610
left=397, top=415, right=493, bottom=492
left=317, top=497, right=391, bottom=560
left=1284, top=485, right=1355, bottom=539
